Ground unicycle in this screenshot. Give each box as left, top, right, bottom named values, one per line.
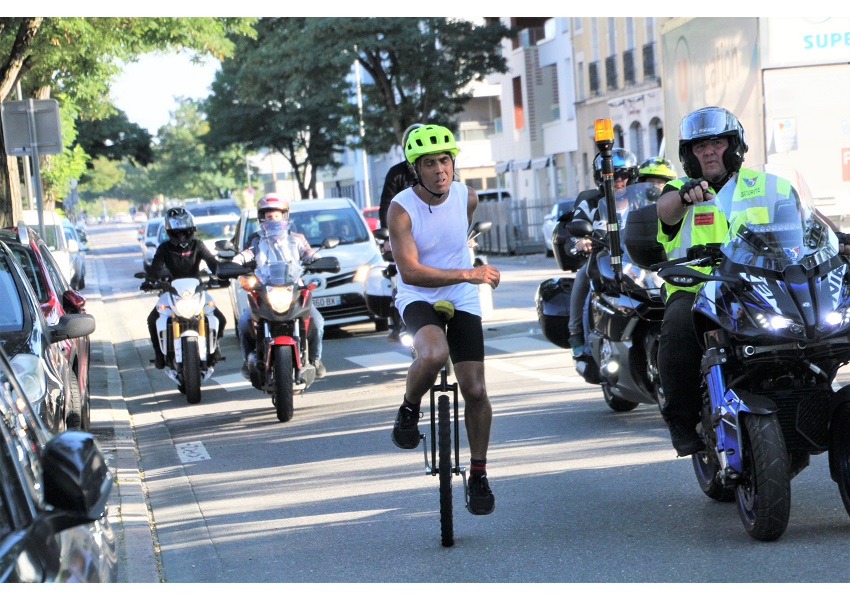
left=418, top=300, right=467, bottom=547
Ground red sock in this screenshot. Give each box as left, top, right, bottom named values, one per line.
left=470, top=459, right=487, bottom=478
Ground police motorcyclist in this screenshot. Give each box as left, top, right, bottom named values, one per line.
left=636, top=156, right=678, bottom=198
left=656, top=106, right=850, bottom=456
left=379, top=122, right=424, bottom=342
left=232, top=194, right=327, bottom=379
left=567, top=148, right=639, bottom=374
left=145, top=207, right=227, bottom=369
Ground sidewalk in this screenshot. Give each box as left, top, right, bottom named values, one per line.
left=86, top=255, right=161, bottom=583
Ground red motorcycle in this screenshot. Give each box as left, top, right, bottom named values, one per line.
left=218, top=249, right=340, bottom=422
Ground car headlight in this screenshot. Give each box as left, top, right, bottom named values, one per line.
left=10, top=353, right=46, bottom=409
left=267, top=285, right=295, bottom=313
left=173, top=292, right=204, bottom=319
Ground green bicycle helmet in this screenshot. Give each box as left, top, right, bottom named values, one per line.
left=404, top=124, right=458, bottom=165
left=637, top=157, right=677, bottom=182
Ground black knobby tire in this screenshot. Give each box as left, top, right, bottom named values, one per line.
left=273, top=346, right=294, bottom=423
left=65, top=371, right=83, bottom=430
left=736, top=413, right=791, bottom=541
left=438, top=393, right=454, bottom=547
left=830, top=403, right=850, bottom=518
left=602, top=385, right=639, bottom=412
left=692, top=449, right=735, bottom=502
left=182, top=338, right=202, bottom=405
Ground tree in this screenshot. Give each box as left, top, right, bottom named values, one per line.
left=0, top=17, right=257, bottom=226
left=148, top=98, right=247, bottom=200
left=75, top=107, right=154, bottom=175
left=312, top=17, right=513, bottom=154
left=204, top=18, right=357, bottom=199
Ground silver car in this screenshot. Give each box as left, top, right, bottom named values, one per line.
left=222, top=197, right=386, bottom=333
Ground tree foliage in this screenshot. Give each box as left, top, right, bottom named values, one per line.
left=309, top=17, right=513, bottom=153
left=0, top=17, right=257, bottom=226
left=204, top=17, right=357, bottom=199
left=75, top=107, right=154, bottom=174
left=148, top=98, right=246, bottom=200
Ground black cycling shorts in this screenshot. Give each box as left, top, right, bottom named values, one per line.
left=402, top=301, right=484, bottom=363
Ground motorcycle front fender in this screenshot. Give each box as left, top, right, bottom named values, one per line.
left=265, top=337, right=301, bottom=369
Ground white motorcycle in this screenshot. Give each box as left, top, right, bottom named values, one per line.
left=136, top=271, right=228, bottom=404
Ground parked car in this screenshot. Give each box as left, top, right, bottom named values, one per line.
left=1, top=225, right=94, bottom=430
left=542, top=198, right=577, bottom=257
left=22, top=210, right=77, bottom=287
left=61, top=217, right=87, bottom=289
left=0, top=236, right=95, bottom=434
left=361, top=206, right=380, bottom=232
left=138, top=216, right=164, bottom=276
left=113, top=212, right=132, bottom=224
left=219, top=197, right=386, bottom=332
left=0, top=342, right=117, bottom=583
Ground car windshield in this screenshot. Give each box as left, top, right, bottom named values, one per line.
left=0, top=261, right=24, bottom=331
left=195, top=220, right=237, bottom=241
left=146, top=220, right=162, bottom=237
left=245, top=205, right=369, bottom=247
left=184, top=201, right=241, bottom=218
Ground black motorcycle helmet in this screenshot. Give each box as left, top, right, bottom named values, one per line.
left=678, top=106, right=748, bottom=180
left=593, top=148, right=639, bottom=188
left=164, top=207, right=196, bottom=249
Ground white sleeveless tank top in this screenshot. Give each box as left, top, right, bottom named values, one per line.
left=392, top=181, right=480, bottom=317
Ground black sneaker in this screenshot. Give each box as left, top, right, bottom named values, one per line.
left=154, top=353, right=166, bottom=370
left=668, top=420, right=705, bottom=457
left=391, top=404, right=421, bottom=449
left=467, top=475, right=495, bottom=515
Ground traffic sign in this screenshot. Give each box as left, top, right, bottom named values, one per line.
left=1, top=98, right=63, bottom=156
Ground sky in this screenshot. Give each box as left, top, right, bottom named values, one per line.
left=110, top=52, right=220, bottom=136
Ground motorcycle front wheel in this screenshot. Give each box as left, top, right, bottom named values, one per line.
left=182, top=338, right=202, bottom=405
left=272, top=346, right=294, bottom=422
left=602, top=385, right=638, bottom=412
left=736, top=412, right=790, bottom=541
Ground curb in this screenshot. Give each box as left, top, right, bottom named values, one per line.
left=87, top=253, right=161, bottom=583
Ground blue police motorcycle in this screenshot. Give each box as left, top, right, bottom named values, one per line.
left=650, top=165, right=850, bottom=541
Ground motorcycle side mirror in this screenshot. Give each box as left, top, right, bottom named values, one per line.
left=134, top=272, right=146, bottom=279
left=471, top=221, right=492, bottom=235
left=373, top=228, right=389, bottom=242
left=566, top=219, right=593, bottom=238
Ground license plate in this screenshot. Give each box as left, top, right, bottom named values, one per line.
left=313, top=295, right=341, bottom=308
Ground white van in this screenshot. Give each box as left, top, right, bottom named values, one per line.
left=22, top=210, right=77, bottom=286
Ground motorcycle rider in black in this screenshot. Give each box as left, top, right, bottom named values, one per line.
left=568, top=149, right=639, bottom=376
left=378, top=123, right=424, bottom=342
left=145, top=207, right=227, bottom=369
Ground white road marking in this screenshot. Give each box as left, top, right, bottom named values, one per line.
left=175, top=441, right=211, bottom=463
left=346, top=351, right=412, bottom=371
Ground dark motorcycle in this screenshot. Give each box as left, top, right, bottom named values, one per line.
left=217, top=247, right=340, bottom=423
left=537, top=182, right=667, bottom=412
left=648, top=164, right=850, bottom=541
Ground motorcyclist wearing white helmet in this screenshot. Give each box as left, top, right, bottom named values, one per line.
left=232, top=194, right=327, bottom=379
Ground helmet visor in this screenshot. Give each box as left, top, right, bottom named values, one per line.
left=680, top=108, right=736, bottom=141
left=167, top=213, right=193, bottom=230
left=171, top=229, right=192, bottom=243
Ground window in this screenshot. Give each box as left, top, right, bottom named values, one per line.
left=513, top=76, right=524, bottom=130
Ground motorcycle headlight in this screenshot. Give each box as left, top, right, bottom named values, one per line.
left=267, top=285, right=295, bottom=313
left=353, top=265, right=371, bottom=284
left=10, top=353, right=46, bottom=410
left=174, top=292, right=203, bottom=319
left=753, top=312, right=803, bottom=334
left=818, top=307, right=850, bottom=332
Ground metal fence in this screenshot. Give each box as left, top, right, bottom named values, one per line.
left=474, top=197, right=554, bottom=255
